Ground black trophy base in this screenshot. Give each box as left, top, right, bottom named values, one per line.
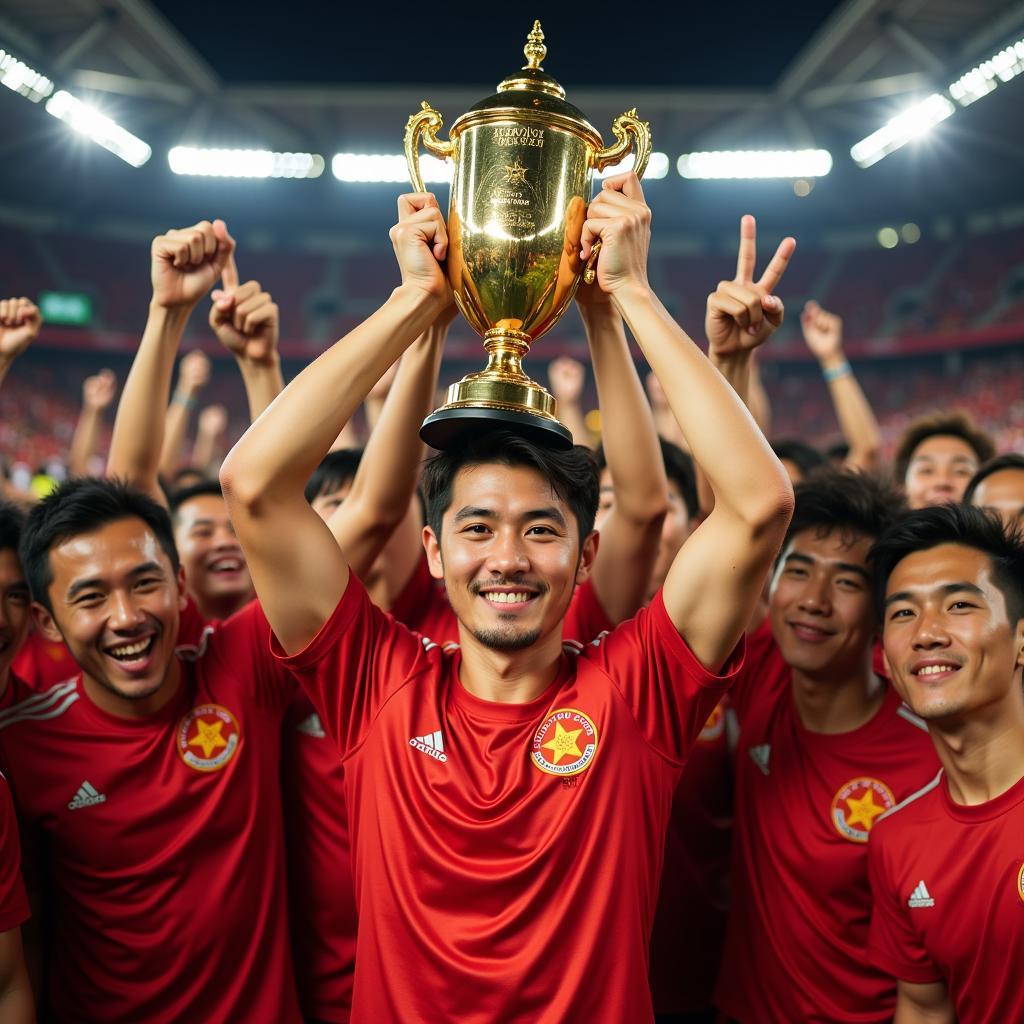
left=420, top=406, right=574, bottom=452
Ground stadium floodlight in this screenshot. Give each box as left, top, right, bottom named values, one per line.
left=594, top=151, right=670, bottom=180
left=44, top=90, right=151, bottom=167
left=850, top=93, right=955, bottom=169
left=331, top=153, right=452, bottom=183
left=677, top=149, right=833, bottom=179
left=168, top=147, right=325, bottom=178
left=948, top=36, right=1024, bottom=107
left=0, top=48, right=54, bottom=102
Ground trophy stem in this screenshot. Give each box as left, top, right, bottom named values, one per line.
left=481, top=327, right=532, bottom=382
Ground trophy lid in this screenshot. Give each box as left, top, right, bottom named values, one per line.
left=460, top=21, right=600, bottom=144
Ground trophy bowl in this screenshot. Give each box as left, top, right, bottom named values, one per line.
left=405, top=21, right=651, bottom=450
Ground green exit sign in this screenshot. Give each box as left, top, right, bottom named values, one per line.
left=39, top=291, right=93, bottom=326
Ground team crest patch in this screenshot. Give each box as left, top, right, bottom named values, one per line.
left=531, top=708, right=598, bottom=777
left=1017, top=863, right=1024, bottom=905
left=177, top=704, right=241, bottom=773
left=698, top=702, right=726, bottom=742
left=831, top=777, right=895, bottom=842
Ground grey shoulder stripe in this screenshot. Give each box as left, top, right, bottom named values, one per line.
left=877, top=769, right=943, bottom=823
left=897, top=704, right=929, bottom=732
left=0, top=691, right=80, bottom=730
left=0, top=680, right=78, bottom=726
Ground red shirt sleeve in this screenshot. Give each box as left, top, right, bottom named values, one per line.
left=583, top=591, right=745, bottom=763
left=563, top=578, right=614, bottom=644
left=273, top=572, right=429, bottom=757
left=0, top=773, right=29, bottom=932
left=727, top=616, right=776, bottom=724
left=867, top=824, right=943, bottom=984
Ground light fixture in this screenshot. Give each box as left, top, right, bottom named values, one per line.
left=0, top=48, right=53, bottom=102
left=948, top=37, right=1024, bottom=107
left=677, top=149, right=833, bottom=179
left=594, top=151, right=669, bottom=180
left=850, top=93, right=955, bottom=169
left=45, top=90, right=151, bottom=167
left=331, top=153, right=451, bottom=183
left=877, top=227, right=899, bottom=249
left=168, top=146, right=324, bottom=178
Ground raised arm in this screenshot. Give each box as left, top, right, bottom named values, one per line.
left=576, top=284, right=668, bottom=623
left=157, top=350, right=209, bottom=482
left=209, top=254, right=284, bottom=421
left=0, top=298, right=41, bottom=391
left=191, top=404, right=228, bottom=477
left=582, top=178, right=794, bottom=670
left=221, top=193, right=451, bottom=654
left=69, top=370, right=117, bottom=476
left=547, top=356, right=590, bottom=447
left=326, top=306, right=452, bottom=598
left=800, top=300, right=881, bottom=472
left=108, top=220, right=234, bottom=503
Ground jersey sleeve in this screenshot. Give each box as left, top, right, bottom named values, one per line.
left=563, top=578, right=614, bottom=644
left=584, top=590, right=745, bottom=764
left=0, top=773, right=29, bottom=931
left=867, top=825, right=943, bottom=984
left=274, top=571, right=430, bottom=757
left=725, top=617, right=776, bottom=725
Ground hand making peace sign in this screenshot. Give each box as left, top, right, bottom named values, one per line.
left=705, top=215, right=795, bottom=358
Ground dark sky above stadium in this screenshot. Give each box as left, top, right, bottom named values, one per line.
left=148, top=2, right=848, bottom=88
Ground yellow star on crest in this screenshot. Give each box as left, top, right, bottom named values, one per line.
left=504, top=159, right=528, bottom=186
left=189, top=718, right=228, bottom=759
left=845, top=789, right=885, bottom=831
left=541, top=722, right=584, bottom=765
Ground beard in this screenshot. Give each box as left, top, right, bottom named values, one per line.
left=471, top=624, right=542, bottom=652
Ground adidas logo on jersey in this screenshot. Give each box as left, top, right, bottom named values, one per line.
left=68, top=781, right=106, bottom=810
left=409, top=729, right=447, bottom=763
left=749, top=744, right=771, bottom=775
left=296, top=713, right=326, bottom=738
left=908, top=880, right=935, bottom=908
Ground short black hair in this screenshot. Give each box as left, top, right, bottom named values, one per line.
left=772, top=439, right=828, bottom=480
left=893, top=410, right=995, bottom=484
left=870, top=503, right=1024, bottom=625
left=594, top=437, right=698, bottom=520
left=422, top=430, right=599, bottom=549
left=963, top=453, right=1024, bottom=506
left=19, top=478, right=180, bottom=614
left=779, top=468, right=906, bottom=567
left=305, top=448, right=364, bottom=505
left=168, top=480, right=225, bottom=521
left=0, top=501, right=26, bottom=555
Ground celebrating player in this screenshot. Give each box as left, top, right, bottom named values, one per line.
left=867, top=504, right=1024, bottom=1024
left=964, top=453, right=1024, bottom=529
left=221, top=175, right=794, bottom=1021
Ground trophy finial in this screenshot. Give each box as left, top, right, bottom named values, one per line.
left=524, top=20, right=546, bottom=69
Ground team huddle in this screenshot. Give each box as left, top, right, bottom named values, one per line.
left=0, top=174, right=1021, bottom=1024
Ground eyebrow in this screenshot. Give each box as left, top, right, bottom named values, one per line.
left=884, top=581, right=986, bottom=607
left=66, top=561, right=166, bottom=600
left=784, top=551, right=871, bottom=581
left=452, top=505, right=568, bottom=527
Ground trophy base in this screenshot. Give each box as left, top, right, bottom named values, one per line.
left=420, top=406, right=573, bottom=451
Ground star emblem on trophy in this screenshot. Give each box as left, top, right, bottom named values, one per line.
left=503, top=158, right=529, bottom=186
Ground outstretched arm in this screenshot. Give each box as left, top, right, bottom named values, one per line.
left=547, top=356, right=590, bottom=447
left=327, top=305, right=452, bottom=594
left=577, top=285, right=667, bottom=623
left=800, top=300, right=881, bottom=472
left=221, top=193, right=451, bottom=655
left=582, top=178, right=794, bottom=670
left=69, top=370, right=117, bottom=476
left=108, top=220, right=235, bottom=503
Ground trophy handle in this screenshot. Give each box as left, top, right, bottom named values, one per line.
left=404, top=100, right=455, bottom=193
left=584, top=109, right=652, bottom=284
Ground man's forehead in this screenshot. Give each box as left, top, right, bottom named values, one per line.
left=52, top=518, right=166, bottom=573
left=911, top=435, right=977, bottom=461
left=785, top=526, right=871, bottom=564
left=887, top=543, right=991, bottom=591
left=451, top=462, right=565, bottom=506
left=176, top=493, right=228, bottom=521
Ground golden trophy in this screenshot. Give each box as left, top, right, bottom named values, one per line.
left=405, top=21, right=651, bottom=449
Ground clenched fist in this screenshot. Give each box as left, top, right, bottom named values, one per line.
left=209, top=252, right=279, bottom=365
left=800, top=301, right=843, bottom=363
left=0, top=297, right=42, bottom=360
left=83, top=369, right=118, bottom=411
left=390, top=193, right=451, bottom=307
left=151, top=219, right=235, bottom=309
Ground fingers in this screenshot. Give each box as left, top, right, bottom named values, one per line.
left=735, top=214, right=756, bottom=284
left=397, top=192, right=440, bottom=219
left=601, top=170, right=646, bottom=204
left=580, top=217, right=606, bottom=262
left=757, top=236, right=796, bottom=293
left=235, top=292, right=277, bottom=336
left=220, top=247, right=239, bottom=292
left=763, top=293, right=784, bottom=329
left=390, top=204, right=449, bottom=262
left=714, top=281, right=764, bottom=333
left=0, top=297, right=37, bottom=325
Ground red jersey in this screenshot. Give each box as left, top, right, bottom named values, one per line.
left=392, top=555, right=614, bottom=645
left=0, top=771, right=28, bottom=933
left=648, top=696, right=733, bottom=1013
left=10, top=628, right=77, bottom=689
left=278, top=573, right=742, bottom=1023
left=0, top=603, right=301, bottom=1024
left=868, top=768, right=1024, bottom=1024
left=715, top=625, right=940, bottom=1024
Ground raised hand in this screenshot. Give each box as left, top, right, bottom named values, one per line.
left=800, top=300, right=843, bottom=363
left=210, top=252, right=279, bottom=365
left=197, top=403, right=228, bottom=438
left=580, top=172, right=651, bottom=298
left=151, top=219, right=236, bottom=310
left=177, top=350, right=211, bottom=396
left=548, top=356, right=585, bottom=404
left=706, top=215, right=795, bottom=359
left=83, top=369, right=118, bottom=411
left=390, top=193, right=451, bottom=307
left=0, top=297, right=42, bottom=360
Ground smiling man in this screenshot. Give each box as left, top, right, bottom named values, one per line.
left=867, top=504, right=1024, bottom=1024
left=713, top=469, right=939, bottom=1024
left=221, top=177, right=794, bottom=1022
left=0, top=478, right=300, bottom=1023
